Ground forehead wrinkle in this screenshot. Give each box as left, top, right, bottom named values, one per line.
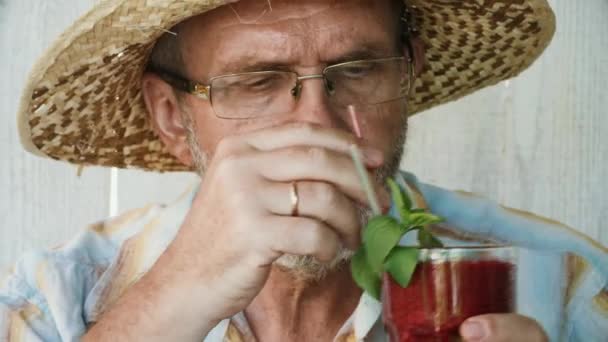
left=211, top=28, right=306, bottom=72
left=180, top=0, right=399, bottom=76
left=227, top=0, right=334, bottom=25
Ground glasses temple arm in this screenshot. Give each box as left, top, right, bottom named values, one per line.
left=145, top=64, right=197, bottom=93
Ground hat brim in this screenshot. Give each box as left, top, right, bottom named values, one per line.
left=17, top=0, right=555, bottom=172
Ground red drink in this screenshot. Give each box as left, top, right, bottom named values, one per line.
left=382, top=247, right=516, bottom=342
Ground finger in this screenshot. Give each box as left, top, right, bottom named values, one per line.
left=263, top=181, right=362, bottom=250
left=252, top=146, right=391, bottom=209
left=460, top=314, right=548, bottom=342
left=243, top=122, right=384, bottom=166
left=262, top=216, right=342, bottom=263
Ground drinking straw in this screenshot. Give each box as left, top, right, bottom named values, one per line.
left=348, top=104, right=381, bottom=215
left=348, top=105, right=362, bottom=138
left=349, top=145, right=382, bottom=216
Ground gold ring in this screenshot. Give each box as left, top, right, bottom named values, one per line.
left=290, top=181, right=299, bottom=216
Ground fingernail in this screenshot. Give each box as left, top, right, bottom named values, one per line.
left=361, top=147, right=383, bottom=165
left=461, top=320, right=487, bottom=341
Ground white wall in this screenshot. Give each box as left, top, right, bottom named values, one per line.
left=401, top=0, right=608, bottom=246
left=0, top=0, right=198, bottom=270
left=1, top=1, right=109, bottom=270
left=0, top=0, right=606, bottom=270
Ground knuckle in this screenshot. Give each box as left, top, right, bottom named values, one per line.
left=306, top=146, right=330, bottom=166
left=306, top=221, right=325, bottom=244
left=214, top=155, right=257, bottom=191
left=305, top=222, right=325, bottom=247
left=215, top=136, right=236, bottom=157
left=313, top=182, right=338, bottom=207
left=306, top=222, right=337, bottom=260
left=216, top=154, right=242, bottom=174
left=216, top=133, right=255, bottom=158
left=296, top=122, right=318, bottom=137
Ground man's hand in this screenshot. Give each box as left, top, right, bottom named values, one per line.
left=460, top=314, right=548, bottom=342
left=163, top=122, right=389, bottom=325
left=84, top=122, right=389, bottom=341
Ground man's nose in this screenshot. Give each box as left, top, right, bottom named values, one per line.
left=292, top=77, right=344, bottom=129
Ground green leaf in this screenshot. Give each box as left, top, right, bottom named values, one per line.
left=363, top=216, right=405, bottom=274
left=387, top=178, right=412, bottom=221
left=418, top=228, right=445, bottom=248
left=351, top=247, right=381, bottom=299
left=384, top=247, right=419, bottom=287
left=408, top=212, right=444, bottom=228
left=403, top=225, right=423, bottom=234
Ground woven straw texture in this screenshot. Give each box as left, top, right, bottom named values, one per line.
left=17, top=0, right=555, bottom=172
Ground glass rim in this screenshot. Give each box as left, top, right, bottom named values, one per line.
left=400, top=244, right=514, bottom=251
left=411, top=244, right=517, bottom=263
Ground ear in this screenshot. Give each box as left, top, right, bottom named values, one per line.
left=410, top=36, right=426, bottom=77
left=141, top=72, right=194, bottom=167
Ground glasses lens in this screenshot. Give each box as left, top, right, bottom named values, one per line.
left=324, top=57, right=410, bottom=107
left=210, top=71, right=297, bottom=119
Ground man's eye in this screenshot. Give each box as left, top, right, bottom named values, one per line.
left=340, top=64, right=375, bottom=78
left=243, top=75, right=277, bottom=89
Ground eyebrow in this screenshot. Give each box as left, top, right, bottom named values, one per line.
left=218, top=59, right=292, bottom=74
left=214, top=43, right=400, bottom=76
left=325, top=44, right=399, bottom=65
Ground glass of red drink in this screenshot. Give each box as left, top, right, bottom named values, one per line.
left=382, top=246, right=516, bottom=342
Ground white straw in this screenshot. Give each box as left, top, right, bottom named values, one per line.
left=348, top=105, right=362, bottom=138
left=349, top=145, right=382, bottom=215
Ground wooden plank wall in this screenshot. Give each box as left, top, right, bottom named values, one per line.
left=402, top=0, right=608, bottom=246
left=0, top=0, right=110, bottom=270
left=0, top=0, right=605, bottom=270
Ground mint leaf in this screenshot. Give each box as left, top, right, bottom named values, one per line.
left=418, top=228, right=444, bottom=248
left=408, top=212, right=444, bottom=228
left=351, top=247, right=381, bottom=299
left=350, top=176, right=445, bottom=298
left=403, top=225, right=422, bottom=234
left=387, top=178, right=412, bottom=222
left=384, top=247, right=419, bottom=287
left=363, top=216, right=405, bottom=274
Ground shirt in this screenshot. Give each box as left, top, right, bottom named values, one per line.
left=0, top=171, right=606, bottom=341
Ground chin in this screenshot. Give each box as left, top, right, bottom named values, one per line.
left=273, top=248, right=355, bottom=282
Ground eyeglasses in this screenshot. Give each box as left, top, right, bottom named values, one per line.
left=149, top=56, right=413, bottom=120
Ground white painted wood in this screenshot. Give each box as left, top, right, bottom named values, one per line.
left=0, top=0, right=110, bottom=270
left=402, top=0, right=608, bottom=246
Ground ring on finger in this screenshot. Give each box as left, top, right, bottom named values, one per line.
left=290, top=181, right=299, bottom=216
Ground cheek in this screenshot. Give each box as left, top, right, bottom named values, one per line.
left=190, top=104, right=293, bottom=155
left=192, top=115, right=231, bottom=152
left=357, top=102, right=407, bottom=151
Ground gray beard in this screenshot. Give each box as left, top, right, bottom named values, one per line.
left=184, top=115, right=407, bottom=282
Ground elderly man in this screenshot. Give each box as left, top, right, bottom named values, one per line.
left=2, top=0, right=607, bottom=341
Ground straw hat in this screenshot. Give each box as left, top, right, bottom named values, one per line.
left=17, top=0, right=556, bottom=172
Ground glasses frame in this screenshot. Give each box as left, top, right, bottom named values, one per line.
left=148, top=56, right=414, bottom=119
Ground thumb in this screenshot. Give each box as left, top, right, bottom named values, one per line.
left=459, top=314, right=548, bottom=342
